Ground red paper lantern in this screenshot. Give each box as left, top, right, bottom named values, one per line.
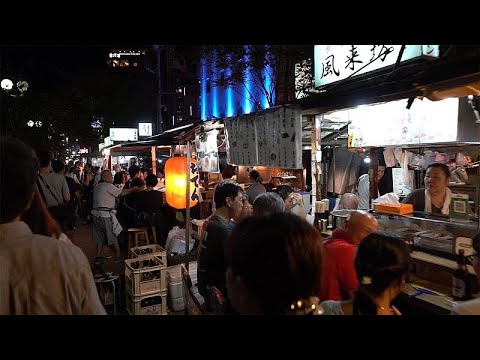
left=164, top=156, right=199, bottom=209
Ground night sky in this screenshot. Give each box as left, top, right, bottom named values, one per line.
left=3, top=46, right=108, bottom=92
left=2, top=45, right=158, bottom=148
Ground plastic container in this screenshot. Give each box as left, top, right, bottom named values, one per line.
left=166, top=262, right=198, bottom=300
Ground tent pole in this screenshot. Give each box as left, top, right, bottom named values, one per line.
left=185, top=141, right=191, bottom=271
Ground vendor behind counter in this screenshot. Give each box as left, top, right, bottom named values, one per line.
left=402, top=163, right=451, bottom=215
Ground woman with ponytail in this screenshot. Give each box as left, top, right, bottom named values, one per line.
left=353, top=232, right=411, bottom=315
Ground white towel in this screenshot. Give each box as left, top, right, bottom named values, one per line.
left=424, top=187, right=451, bottom=215
left=110, top=210, right=123, bottom=237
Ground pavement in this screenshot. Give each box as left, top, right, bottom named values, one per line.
left=65, top=217, right=182, bottom=315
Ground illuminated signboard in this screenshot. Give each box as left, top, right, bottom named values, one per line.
left=99, top=143, right=105, bottom=151
left=138, top=122, right=153, bottom=137
left=347, top=97, right=459, bottom=147
left=104, top=136, right=113, bottom=147
left=109, top=128, right=138, bottom=142
left=109, top=50, right=146, bottom=59
left=314, top=45, right=439, bottom=88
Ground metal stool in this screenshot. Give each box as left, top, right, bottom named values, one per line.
left=94, top=273, right=120, bottom=315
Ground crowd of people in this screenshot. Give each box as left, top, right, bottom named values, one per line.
left=196, top=169, right=480, bottom=315
left=1, top=137, right=479, bottom=315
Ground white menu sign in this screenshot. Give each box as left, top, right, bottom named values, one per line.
left=138, top=122, right=152, bottom=137
left=225, top=106, right=302, bottom=169
left=315, top=45, right=439, bottom=88
left=109, top=128, right=138, bottom=142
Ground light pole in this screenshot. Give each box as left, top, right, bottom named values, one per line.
left=152, top=45, right=164, bottom=134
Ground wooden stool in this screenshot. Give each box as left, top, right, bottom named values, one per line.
left=127, top=228, right=150, bottom=258
left=146, top=226, right=157, bottom=245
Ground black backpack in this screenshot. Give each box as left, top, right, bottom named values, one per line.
left=134, top=211, right=156, bottom=228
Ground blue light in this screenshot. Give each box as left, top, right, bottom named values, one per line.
left=212, top=69, right=218, bottom=118
left=244, top=69, right=252, bottom=114
left=263, top=63, right=272, bottom=109
left=199, top=46, right=277, bottom=121
left=227, top=86, right=233, bottom=118
left=200, top=59, right=207, bottom=120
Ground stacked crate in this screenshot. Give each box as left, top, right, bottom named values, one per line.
left=166, top=261, right=203, bottom=312
left=124, top=254, right=167, bottom=315
left=130, top=244, right=167, bottom=265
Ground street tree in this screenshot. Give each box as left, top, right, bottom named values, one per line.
left=202, top=45, right=313, bottom=111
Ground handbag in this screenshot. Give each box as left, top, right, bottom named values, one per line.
left=37, top=174, right=69, bottom=221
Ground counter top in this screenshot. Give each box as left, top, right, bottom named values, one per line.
left=374, top=210, right=480, bottom=230
left=412, top=251, right=476, bottom=275
left=399, top=280, right=456, bottom=313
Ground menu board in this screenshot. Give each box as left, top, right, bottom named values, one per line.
left=225, top=106, right=303, bottom=169
left=279, top=106, right=302, bottom=169
left=256, top=111, right=279, bottom=167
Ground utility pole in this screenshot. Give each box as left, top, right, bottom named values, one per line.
left=153, top=45, right=164, bottom=134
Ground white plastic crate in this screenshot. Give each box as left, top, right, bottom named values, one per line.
left=130, top=244, right=167, bottom=264
left=125, top=256, right=167, bottom=296
left=126, top=291, right=167, bottom=315
left=168, top=296, right=185, bottom=312
left=166, top=262, right=198, bottom=299
left=166, top=262, right=203, bottom=312
left=167, top=291, right=204, bottom=312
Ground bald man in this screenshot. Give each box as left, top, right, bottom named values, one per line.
left=338, top=193, right=359, bottom=210
left=320, top=211, right=379, bottom=301
left=91, top=170, right=142, bottom=262
left=333, top=193, right=359, bottom=228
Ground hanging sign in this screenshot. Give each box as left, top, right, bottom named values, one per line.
left=314, top=45, right=439, bottom=88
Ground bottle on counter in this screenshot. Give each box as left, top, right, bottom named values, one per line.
left=452, top=249, right=472, bottom=301
left=313, top=212, right=320, bottom=231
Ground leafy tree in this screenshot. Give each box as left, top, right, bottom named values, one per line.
left=202, top=45, right=313, bottom=110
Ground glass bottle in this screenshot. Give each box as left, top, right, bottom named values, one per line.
left=452, top=249, right=471, bottom=301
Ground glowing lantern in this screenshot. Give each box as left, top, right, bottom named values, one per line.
left=164, top=156, right=199, bottom=209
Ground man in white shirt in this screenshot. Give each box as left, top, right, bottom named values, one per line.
left=92, top=170, right=142, bottom=262
left=0, top=137, right=106, bottom=315
left=357, top=163, right=386, bottom=210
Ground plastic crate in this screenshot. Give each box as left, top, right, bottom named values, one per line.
left=126, top=291, right=167, bottom=315
left=130, top=244, right=167, bottom=264
left=124, top=256, right=167, bottom=296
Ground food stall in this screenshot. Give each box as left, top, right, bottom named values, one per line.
left=295, top=45, right=480, bottom=313
left=223, top=105, right=309, bottom=213
left=313, top=95, right=480, bottom=313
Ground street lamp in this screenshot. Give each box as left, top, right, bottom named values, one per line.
left=1, top=78, right=29, bottom=137
left=1, top=79, right=13, bottom=91
left=1, top=78, right=28, bottom=97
